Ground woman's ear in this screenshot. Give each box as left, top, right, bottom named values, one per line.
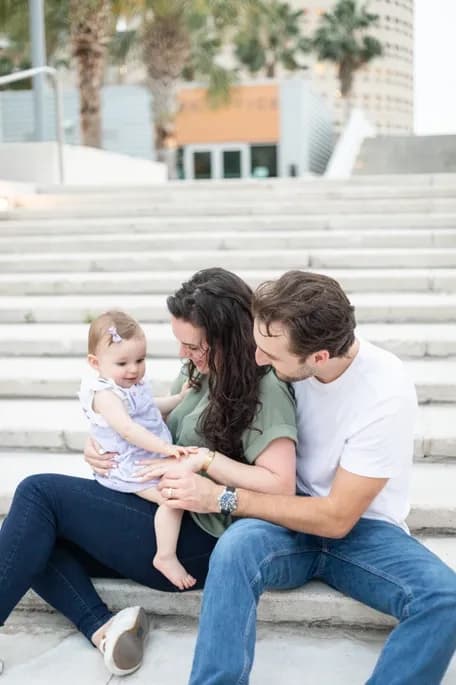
left=87, top=354, right=99, bottom=371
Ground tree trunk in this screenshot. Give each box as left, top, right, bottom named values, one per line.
left=338, top=58, right=355, bottom=125
left=338, top=58, right=354, bottom=97
left=70, top=0, right=111, bottom=148
left=266, top=62, right=275, bottom=78
left=142, top=11, right=190, bottom=178
left=150, top=79, right=180, bottom=179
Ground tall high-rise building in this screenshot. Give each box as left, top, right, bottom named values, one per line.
left=291, top=0, right=414, bottom=133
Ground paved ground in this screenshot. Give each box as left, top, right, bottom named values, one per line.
left=1, top=617, right=455, bottom=684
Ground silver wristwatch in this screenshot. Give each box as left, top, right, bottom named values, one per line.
left=218, top=486, right=238, bottom=516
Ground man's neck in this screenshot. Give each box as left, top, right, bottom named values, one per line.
left=314, top=339, right=360, bottom=384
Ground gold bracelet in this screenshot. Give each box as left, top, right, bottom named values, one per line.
left=201, top=449, right=216, bottom=473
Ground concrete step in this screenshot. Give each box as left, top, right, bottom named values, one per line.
left=1, top=269, right=455, bottom=296
left=8, top=197, right=456, bottom=220
left=36, top=175, right=456, bottom=196
left=0, top=357, right=180, bottom=398
left=0, top=400, right=454, bottom=462
left=2, top=229, right=456, bottom=254
left=2, top=213, right=456, bottom=236
left=12, top=537, right=456, bottom=637
left=0, top=322, right=455, bottom=358
left=1, top=292, right=456, bottom=324
left=0, top=452, right=454, bottom=533
left=0, top=452, right=91, bottom=515
left=0, top=356, right=455, bottom=405
left=2, top=248, right=456, bottom=273
left=37, top=172, right=456, bottom=190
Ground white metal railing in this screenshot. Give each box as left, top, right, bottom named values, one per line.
left=0, top=66, right=65, bottom=183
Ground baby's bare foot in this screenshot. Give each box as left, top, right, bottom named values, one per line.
left=153, top=554, right=197, bottom=590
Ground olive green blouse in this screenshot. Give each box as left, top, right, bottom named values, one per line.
left=166, top=368, right=297, bottom=538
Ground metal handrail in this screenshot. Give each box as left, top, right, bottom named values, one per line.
left=0, top=66, right=65, bottom=183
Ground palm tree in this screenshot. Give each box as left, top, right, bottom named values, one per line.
left=312, top=0, right=382, bottom=118
left=139, top=0, right=240, bottom=175
left=69, top=0, right=113, bottom=147
left=234, top=0, right=310, bottom=78
left=140, top=0, right=191, bottom=174
left=1, top=0, right=242, bottom=162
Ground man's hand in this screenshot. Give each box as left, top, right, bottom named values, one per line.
left=157, top=472, right=222, bottom=514
left=84, top=436, right=117, bottom=476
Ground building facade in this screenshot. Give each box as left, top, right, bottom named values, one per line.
left=175, top=79, right=334, bottom=180
left=291, top=0, right=414, bottom=133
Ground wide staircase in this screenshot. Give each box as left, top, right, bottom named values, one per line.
left=0, top=174, right=455, bottom=635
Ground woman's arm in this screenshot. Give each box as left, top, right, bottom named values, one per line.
left=200, top=440, right=296, bottom=495
left=135, top=438, right=296, bottom=495
left=93, top=390, right=189, bottom=458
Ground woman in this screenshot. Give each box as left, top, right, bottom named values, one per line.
left=0, top=268, right=297, bottom=677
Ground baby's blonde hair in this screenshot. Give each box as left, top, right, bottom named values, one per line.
left=88, top=310, right=144, bottom=355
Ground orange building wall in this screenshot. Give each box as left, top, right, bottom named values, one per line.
left=175, top=83, right=279, bottom=145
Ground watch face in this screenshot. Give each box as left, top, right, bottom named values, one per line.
left=219, top=488, right=237, bottom=515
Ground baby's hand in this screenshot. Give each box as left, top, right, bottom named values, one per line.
left=165, top=444, right=197, bottom=459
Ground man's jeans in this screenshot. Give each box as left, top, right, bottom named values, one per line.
left=189, top=517, right=456, bottom=685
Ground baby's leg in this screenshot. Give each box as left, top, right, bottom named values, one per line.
left=153, top=505, right=196, bottom=590
left=137, top=486, right=162, bottom=506
left=137, top=489, right=196, bottom=590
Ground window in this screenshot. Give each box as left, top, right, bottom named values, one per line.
left=223, top=150, right=241, bottom=179
left=250, top=145, right=277, bottom=178
left=193, top=151, right=212, bottom=180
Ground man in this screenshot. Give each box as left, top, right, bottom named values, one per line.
left=159, top=271, right=456, bottom=684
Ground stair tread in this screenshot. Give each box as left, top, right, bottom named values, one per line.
left=0, top=355, right=454, bottom=383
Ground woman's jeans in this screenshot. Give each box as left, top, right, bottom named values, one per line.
left=0, top=474, right=216, bottom=641
left=189, top=518, right=456, bottom=685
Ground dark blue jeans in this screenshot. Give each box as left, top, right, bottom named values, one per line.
left=0, top=474, right=217, bottom=641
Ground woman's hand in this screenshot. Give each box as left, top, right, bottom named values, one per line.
left=84, top=436, right=117, bottom=476
left=134, top=448, right=206, bottom=482
left=158, top=472, right=222, bottom=514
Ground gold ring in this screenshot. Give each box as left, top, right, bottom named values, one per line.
left=168, top=487, right=174, bottom=499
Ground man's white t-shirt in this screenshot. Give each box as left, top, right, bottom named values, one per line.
left=293, top=338, right=418, bottom=531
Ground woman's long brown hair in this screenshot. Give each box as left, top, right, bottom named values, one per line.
left=167, top=268, right=268, bottom=461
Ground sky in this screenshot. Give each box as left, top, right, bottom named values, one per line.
left=414, top=0, right=456, bottom=134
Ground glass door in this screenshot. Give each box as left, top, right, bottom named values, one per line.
left=184, top=144, right=250, bottom=179
left=222, top=149, right=242, bottom=179
left=193, top=151, right=212, bottom=179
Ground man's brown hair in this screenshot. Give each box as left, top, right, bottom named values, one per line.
left=88, top=310, right=144, bottom=355
left=252, top=271, right=356, bottom=360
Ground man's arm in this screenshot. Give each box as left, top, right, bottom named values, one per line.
left=157, top=467, right=388, bottom=539
left=233, top=467, right=387, bottom=537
